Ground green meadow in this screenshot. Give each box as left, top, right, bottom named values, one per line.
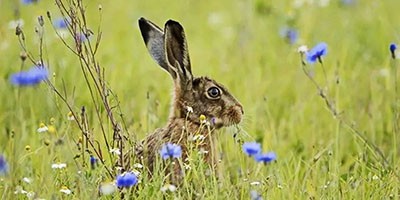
left=1, top=0, right=400, bottom=199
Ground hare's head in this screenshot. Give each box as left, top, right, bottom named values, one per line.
left=138, top=18, right=243, bottom=129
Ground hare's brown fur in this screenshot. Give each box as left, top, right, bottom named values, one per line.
left=132, top=18, right=244, bottom=180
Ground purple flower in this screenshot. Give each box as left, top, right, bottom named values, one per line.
left=90, top=155, right=98, bottom=169
left=116, top=172, right=138, bottom=188
left=390, top=43, right=397, bottom=59
left=254, top=152, right=276, bottom=164
left=0, top=154, right=9, bottom=175
left=280, top=27, right=298, bottom=45
left=21, top=0, right=39, bottom=4
left=242, top=142, right=261, bottom=157
left=75, top=33, right=90, bottom=43
left=306, top=42, right=328, bottom=63
left=53, top=17, right=69, bottom=29
left=160, top=143, right=182, bottom=160
left=341, top=0, right=356, bottom=6
left=10, top=66, right=48, bottom=86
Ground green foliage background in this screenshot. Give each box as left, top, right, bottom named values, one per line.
left=0, top=0, right=399, bottom=199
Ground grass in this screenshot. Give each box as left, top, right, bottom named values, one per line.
left=1, top=0, right=400, bottom=199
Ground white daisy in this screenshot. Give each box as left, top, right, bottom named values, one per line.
left=51, top=163, right=67, bottom=169
left=99, top=182, right=117, bottom=195
left=297, top=45, right=308, bottom=54
left=8, top=19, right=24, bottom=30
left=37, top=123, right=48, bottom=133
left=60, top=186, right=71, bottom=194
left=160, top=184, right=177, bottom=193
left=22, top=177, right=32, bottom=184
left=109, top=148, right=121, bottom=155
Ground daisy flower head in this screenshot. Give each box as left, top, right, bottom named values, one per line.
left=100, top=182, right=117, bottom=195
left=60, top=186, right=71, bottom=195
left=37, top=123, right=48, bottom=133
left=51, top=162, right=67, bottom=169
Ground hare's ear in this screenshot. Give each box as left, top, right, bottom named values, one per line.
left=138, top=17, right=177, bottom=79
left=164, top=20, right=193, bottom=85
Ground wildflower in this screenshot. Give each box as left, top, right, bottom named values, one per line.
left=67, top=111, right=75, bottom=121
left=191, top=134, right=206, bottom=141
left=21, top=0, right=39, bottom=5
left=47, top=125, right=56, bottom=134
left=109, top=148, right=121, bottom=155
left=186, top=106, right=193, bottom=113
left=133, top=163, right=143, bottom=169
left=26, top=191, right=35, bottom=199
left=280, top=27, right=298, bottom=45
left=90, top=155, right=98, bottom=169
left=390, top=43, right=397, bottom=59
left=160, top=184, right=177, bottom=193
left=44, top=139, right=51, bottom=146
left=341, top=0, right=356, bottom=6
left=160, top=143, right=182, bottom=160
left=60, top=186, right=71, bottom=195
left=250, top=181, right=261, bottom=186
left=100, top=182, right=117, bottom=195
left=14, top=186, right=28, bottom=194
left=37, top=123, right=48, bottom=133
left=10, top=66, right=48, bottom=86
left=199, top=114, right=207, bottom=123
left=250, top=190, right=263, bottom=200
left=242, top=142, right=261, bottom=157
left=53, top=17, right=69, bottom=29
left=254, top=152, right=276, bottom=164
left=8, top=19, right=24, bottom=30
left=306, top=42, right=328, bottom=63
left=22, top=177, right=32, bottom=184
left=297, top=45, right=308, bottom=54
left=0, top=154, right=9, bottom=175
left=116, top=172, right=138, bottom=188
left=51, top=162, right=67, bottom=169
left=76, top=33, right=89, bottom=43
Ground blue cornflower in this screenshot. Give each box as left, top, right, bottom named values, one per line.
left=250, top=190, right=263, bottom=200
left=160, top=143, right=182, bottom=160
left=306, top=42, right=328, bottom=63
left=10, top=66, right=48, bottom=86
left=53, top=17, right=69, bottom=29
left=280, top=27, right=298, bottom=45
left=242, top=142, right=261, bottom=157
left=390, top=43, right=397, bottom=59
left=0, top=154, right=9, bottom=175
left=254, top=152, right=276, bottom=164
left=341, top=0, right=356, bottom=6
left=75, top=33, right=89, bottom=43
left=116, top=172, right=138, bottom=188
left=21, top=0, right=39, bottom=4
left=90, top=155, right=98, bottom=169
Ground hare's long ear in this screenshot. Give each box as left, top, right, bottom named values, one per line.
left=164, top=20, right=193, bottom=86
left=138, top=17, right=177, bottom=79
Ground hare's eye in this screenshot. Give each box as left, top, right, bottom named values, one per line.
left=207, top=87, right=221, bottom=99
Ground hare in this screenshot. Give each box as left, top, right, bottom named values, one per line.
left=133, top=17, right=244, bottom=179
